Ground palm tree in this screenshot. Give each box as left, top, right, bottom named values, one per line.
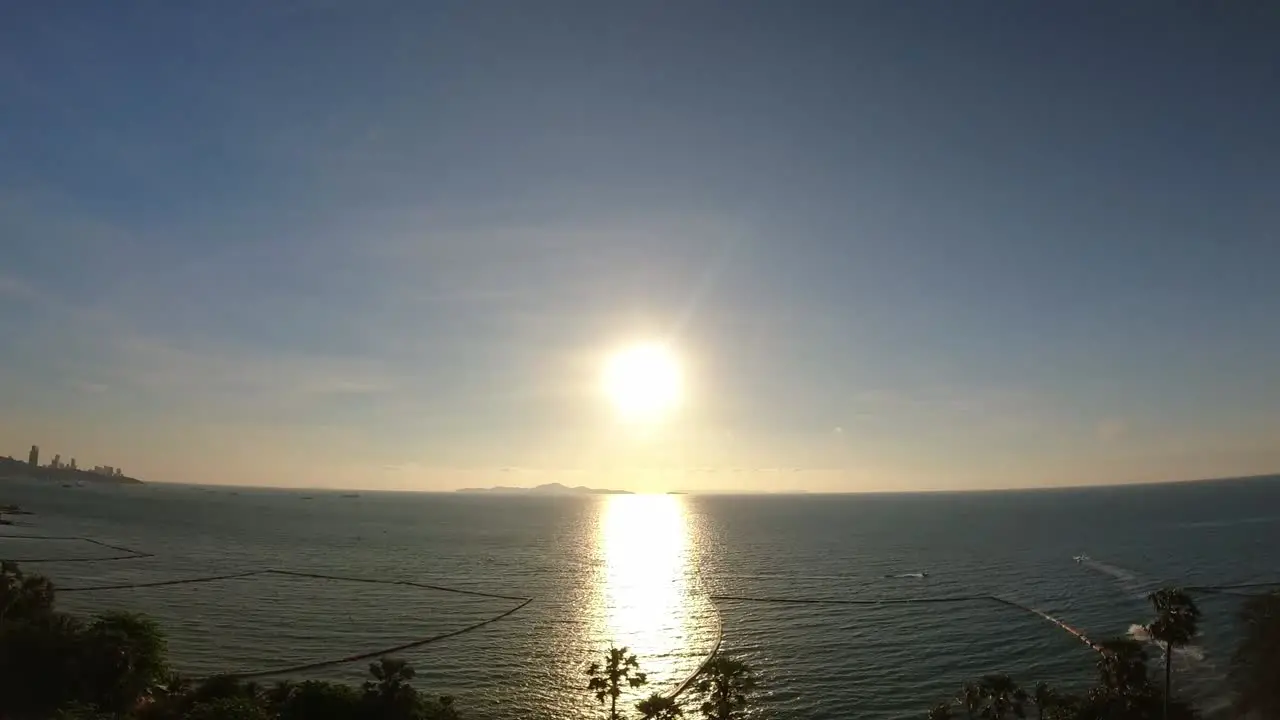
left=1031, top=682, right=1055, bottom=720
left=958, top=682, right=984, bottom=720
left=1092, top=637, right=1156, bottom=719
left=928, top=702, right=955, bottom=720
left=1146, top=588, right=1200, bottom=720
left=362, top=656, right=420, bottom=719
left=636, top=693, right=683, bottom=719
left=693, top=656, right=757, bottom=720
left=588, top=646, right=647, bottom=720
left=1096, top=637, right=1150, bottom=696
left=263, top=680, right=297, bottom=712
left=978, top=674, right=1027, bottom=719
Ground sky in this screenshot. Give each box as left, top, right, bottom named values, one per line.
left=2, top=2, right=1279, bottom=492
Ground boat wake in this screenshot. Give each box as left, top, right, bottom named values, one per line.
left=884, top=572, right=928, bottom=579
left=1074, top=554, right=1148, bottom=597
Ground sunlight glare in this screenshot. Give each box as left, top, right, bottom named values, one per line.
left=601, top=342, right=683, bottom=422
left=595, top=494, right=694, bottom=685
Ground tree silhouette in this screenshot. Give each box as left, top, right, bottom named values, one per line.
left=0, top=611, right=86, bottom=716
left=183, top=696, right=270, bottom=720
left=958, top=682, right=983, bottom=720
left=928, top=701, right=955, bottom=720
left=637, top=692, right=683, bottom=719
left=79, top=611, right=169, bottom=713
left=977, top=674, right=1027, bottom=719
left=1031, top=682, right=1055, bottom=720
left=1145, top=588, right=1199, bottom=720
left=588, top=646, right=648, bottom=720
left=277, top=680, right=361, bottom=720
left=262, top=679, right=297, bottom=714
left=1089, top=637, right=1164, bottom=720
left=1095, top=637, right=1150, bottom=696
left=693, top=656, right=756, bottom=720
left=0, top=560, right=55, bottom=623
left=362, top=657, right=422, bottom=720
left=1231, top=591, right=1280, bottom=719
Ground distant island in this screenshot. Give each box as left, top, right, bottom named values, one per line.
left=0, top=455, right=144, bottom=485
left=456, top=482, right=632, bottom=495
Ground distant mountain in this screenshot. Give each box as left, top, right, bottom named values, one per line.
left=456, top=482, right=632, bottom=495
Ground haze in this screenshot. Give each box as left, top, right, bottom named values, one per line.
left=2, top=3, right=1278, bottom=492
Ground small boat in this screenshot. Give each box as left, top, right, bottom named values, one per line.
left=1073, top=553, right=1090, bottom=563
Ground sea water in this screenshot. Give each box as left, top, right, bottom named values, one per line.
left=2, top=476, right=1277, bottom=719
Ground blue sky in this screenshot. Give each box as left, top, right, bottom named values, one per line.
left=2, top=2, right=1278, bottom=491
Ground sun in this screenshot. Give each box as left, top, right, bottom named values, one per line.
left=601, top=342, right=683, bottom=422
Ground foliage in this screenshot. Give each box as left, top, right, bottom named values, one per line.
left=0, top=559, right=56, bottom=622
left=928, top=598, right=1211, bottom=720
left=51, top=702, right=120, bottom=720
left=1231, top=591, right=1280, bottom=719
left=183, top=696, right=272, bottom=720
left=80, top=611, right=170, bottom=713
left=977, top=674, right=1027, bottom=719
left=928, top=702, right=955, bottom=720
left=588, top=646, right=648, bottom=720
left=0, top=562, right=462, bottom=720
left=0, top=609, right=90, bottom=716
left=1031, top=682, right=1056, bottom=720
left=1146, top=588, right=1199, bottom=720
left=636, top=692, right=683, bottom=719
left=958, top=682, right=984, bottom=720
left=693, top=656, right=757, bottom=720
left=1094, top=637, right=1151, bottom=698
left=1146, top=589, right=1200, bottom=651
left=277, top=680, right=361, bottom=720
left=362, top=657, right=421, bottom=720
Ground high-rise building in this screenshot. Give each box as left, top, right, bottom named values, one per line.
left=51, top=454, right=61, bottom=469
left=69, top=458, right=77, bottom=470
left=28, top=445, right=39, bottom=468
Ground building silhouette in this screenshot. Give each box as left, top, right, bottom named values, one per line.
left=28, top=445, right=38, bottom=468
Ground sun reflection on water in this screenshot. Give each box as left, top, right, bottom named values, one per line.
left=594, top=494, right=697, bottom=690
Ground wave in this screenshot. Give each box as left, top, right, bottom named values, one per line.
left=1127, top=624, right=1206, bottom=662
left=883, top=572, right=928, bottom=579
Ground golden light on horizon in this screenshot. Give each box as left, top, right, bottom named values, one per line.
left=601, top=342, right=683, bottom=423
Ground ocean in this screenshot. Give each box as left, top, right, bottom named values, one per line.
left=2, top=476, right=1277, bottom=719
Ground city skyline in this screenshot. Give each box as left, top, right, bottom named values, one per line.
left=11, top=442, right=125, bottom=478
left=2, top=3, right=1279, bottom=492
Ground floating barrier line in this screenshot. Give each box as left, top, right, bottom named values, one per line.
left=712, top=593, right=1104, bottom=653
left=53, top=564, right=536, bottom=679
left=987, top=596, right=1104, bottom=652
left=269, top=569, right=531, bottom=602
left=60, top=571, right=267, bottom=593
left=711, top=594, right=990, bottom=605
left=668, top=599, right=723, bottom=700
left=225, top=597, right=534, bottom=680
left=0, top=533, right=152, bottom=563
left=6, top=550, right=154, bottom=563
